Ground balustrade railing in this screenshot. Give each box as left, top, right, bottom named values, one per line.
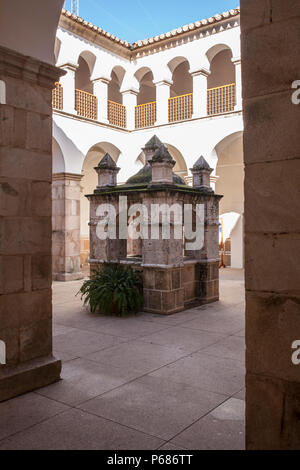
left=75, top=89, right=98, bottom=120
left=168, top=93, right=193, bottom=123
left=135, top=101, right=157, bottom=129
left=52, top=82, right=63, bottom=110
left=207, top=83, right=236, bottom=115
left=108, top=100, right=126, bottom=128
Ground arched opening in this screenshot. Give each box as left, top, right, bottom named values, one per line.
left=168, top=57, right=193, bottom=122
left=75, top=51, right=97, bottom=119
left=54, top=37, right=61, bottom=65
left=52, top=137, right=65, bottom=174
left=206, top=45, right=236, bottom=115
left=135, top=67, right=156, bottom=128
left=215, top=132, right=244, bottom=268
left=108, top=66, right=126, bottom=127
left=80, top=142, right=121, bottom=271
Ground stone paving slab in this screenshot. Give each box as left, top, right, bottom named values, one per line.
left=0, top=268, right=246, bottom=450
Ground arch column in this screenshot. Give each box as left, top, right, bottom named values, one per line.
left=59, top=62, right=78, bottom=114
left=232, top=57, right=242, bottom=111
left=92, top=77, right=110, bottom=123
left=121, top=89, right=138, bottom=130
left=52, top=173, right=84, bottom=281
left=191, top=68, right=210, bottom=119
left=154, top=80, right=172, bottom=125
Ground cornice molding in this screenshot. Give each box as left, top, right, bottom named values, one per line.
left=0, top=45, right=64, bottom=88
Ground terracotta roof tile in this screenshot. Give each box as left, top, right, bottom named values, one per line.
left=61, top=7, right=240, bottom=51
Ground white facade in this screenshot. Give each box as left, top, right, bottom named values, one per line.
left=52, top=8, right=244, bottom=269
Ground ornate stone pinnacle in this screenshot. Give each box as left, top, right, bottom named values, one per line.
left=192, top=155, right=212, bottom=171
left=151, top=144, right=175, bottom=165
left=95, top=153, right=117, bottom=170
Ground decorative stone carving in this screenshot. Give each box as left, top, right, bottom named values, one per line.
left=95, top=153, right=120, bottom=188
left=191, top=156, right=213, bottom=191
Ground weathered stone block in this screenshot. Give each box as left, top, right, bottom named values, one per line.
left=245, top=159, right=300, bottom=233
left=245, top=233, right=300, bottom=293
left=246, top=373, right=300, bottom=450
left=0, top=177, right=31, bottom=217
left=240, top=0, right=270, bottom=31
left=246, top=291, right=300, bottom=382
left=32, top=181, right=51, bottom=216
left=242, top=19, right=300, bottom=98
left=155, top=269, right=171, bottom=291
left=20, top=319, right=52, bottom=363
left=0, top=255, right=23, bottom=294
left=31, top=254, right=52, bottom=290
left=171, top=269, right=181, bottom=290
left=244, top=92, right=300, bottom=164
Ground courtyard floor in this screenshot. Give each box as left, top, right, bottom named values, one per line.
left=0, top=269, right=245, bottom=450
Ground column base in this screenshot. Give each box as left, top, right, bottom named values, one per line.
left=0, top=356, right=62, bottom=402
left=54, top=272, right=85, bottom=282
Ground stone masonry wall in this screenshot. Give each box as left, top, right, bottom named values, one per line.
left=0, top=45, right=62, bottom=401
left=241, top=0, right=300, bottom=449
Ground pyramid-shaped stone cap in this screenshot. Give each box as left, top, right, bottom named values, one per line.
left=144, top=135, right=163, bottom=150
left=192, top=156, right=212, bottom=171
left=151, top=144, right=175, bottom=164
left=95, top=153, right=117, bottom=170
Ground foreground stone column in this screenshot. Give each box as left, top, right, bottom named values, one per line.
left=241, top=0, right=300, bottom=449
left=52, top=173, right=84, bottom=281
left=0, top=45, right=63, bottom=401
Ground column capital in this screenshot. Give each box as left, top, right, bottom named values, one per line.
left=59, top=62, right=78, bottom=72
left=153, top=79, right=173, bottom=87
left=121, top=88, right=139, bottom=96
left=92, top=76, right=111, bottom=85
left=231, top=57, right=241, bottom=66
left=190, top=67, right=210, bottom=78
left=52, top=172, right=82, bottom=182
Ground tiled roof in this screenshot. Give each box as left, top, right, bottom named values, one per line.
left=61, top=7, right=240, bottom=51
left=61, top=9, right=131, bottom=48
left=131, top=8, right=240, bottom=49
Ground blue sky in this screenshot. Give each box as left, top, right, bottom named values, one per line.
left=64, top=0, right=239, bottom=43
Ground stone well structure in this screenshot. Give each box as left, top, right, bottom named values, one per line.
left=87, top=136, right=222, bottom=315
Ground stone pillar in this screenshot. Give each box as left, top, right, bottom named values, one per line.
left=191, top=69, right=210, bottom=118
left=232, top=57, right=242, bottom=111
left=121, top=89, right=138, bottom=130
left=154, top=80, right=172, bottom=125
left=93, top=77, right=110, bottom=123
left=52, top=173, right=84, bottom=281
left=241, top=0, right=300, bottom=450
left=0, top=45, right=63, bottom=401
left=59, top=62, right=77, bottom=114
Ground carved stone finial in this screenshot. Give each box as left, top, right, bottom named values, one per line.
left=150, top=144, right=175, bottom=185
left=190, top=156, right=213, bottom=190
left=143, top=135, right=163, bottom=163
left=94, top=153, right=120, bottom=188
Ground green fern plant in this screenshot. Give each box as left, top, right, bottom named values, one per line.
left=78, top=264, right=143, bottom=316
